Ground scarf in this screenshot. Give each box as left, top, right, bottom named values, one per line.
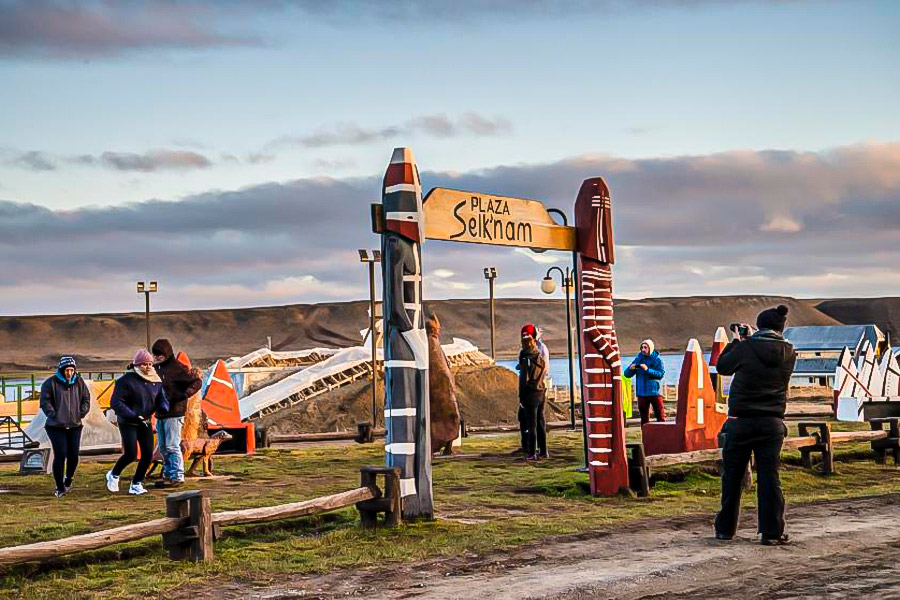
left=131, top=367, right=162, bottom=383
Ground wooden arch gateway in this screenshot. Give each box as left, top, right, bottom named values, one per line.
left=372, top=147, right=627, bottom=518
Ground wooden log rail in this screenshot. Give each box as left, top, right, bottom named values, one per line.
left=0, top=467, right=400, bottom=568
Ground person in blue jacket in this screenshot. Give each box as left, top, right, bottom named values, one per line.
left=106, top=349, right=168, bottom=496
left=624, top=339, right=666, bottom=425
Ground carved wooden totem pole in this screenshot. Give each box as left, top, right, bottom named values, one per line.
left=380, top=147, right=434, bottom=519
left=575, top=178, right=629, bottom=496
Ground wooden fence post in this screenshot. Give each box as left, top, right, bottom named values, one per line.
left=162, top=490, right=214, bottom=562
left=625, top=443, right=650, bottom=497
left=356, top=466, right=402, bottom=529
left=798, top=421, right=834, bottom=475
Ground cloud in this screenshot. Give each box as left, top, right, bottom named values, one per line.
left=269, top=113, right=513, bottom=149
left=5, top=150, right=57, bottom=171
left=1, top=140, right=899, bottom=314
left=5, top=148, right=217, bottom=172
left=0, top=0, right=259, bottom=59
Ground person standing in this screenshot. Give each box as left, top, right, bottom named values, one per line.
left=39, top=356, right=90, bottom=497
left=517, top=323, right=550, bottom=457
left=106, top=349, right=168, bottom=495
left=714, top=305, right=796, bottom=545
left=624, top=339, right=666, bottom=425
left=151, top=339, right=202, bottom=488
left=517, top=331, right=548, bottom=461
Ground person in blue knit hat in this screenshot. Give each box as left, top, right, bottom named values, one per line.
left=39, top=356, right=90, bottom=497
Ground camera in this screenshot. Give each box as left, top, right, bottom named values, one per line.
left=729, top=322, right=751, bottom=338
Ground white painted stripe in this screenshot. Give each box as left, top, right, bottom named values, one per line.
left=587, top=401, right=612, bottom=405
left=385, top=183, right=417, bottom=194
left=589, top=433, right=613, bottom=439
left=583, top=353, right=602, bottom=359
left=589, top=461, right=609, bottom=467
left=586, top=383, right=613, bottom=388
left=403, top=302, right=419, bottom=310
left=385, top=408, right=417, bottom=417
left=403, top=275, right=422, bottom=282
left=590, top=447, right=612, bottom=453
left=385, top=211, right=419, bottom=221
left=585, top=368, right=609, bottom=374
left=587, top=417, right=612, bottom=422
left=386, top=442, right=416, bottom=455
left=210, top=376, right=233, bottom=389
left=385, top=360, right=417, bottom=369
left=399, top=477, right=417, bottom=497
left=610, top=360, right=622, bottom=368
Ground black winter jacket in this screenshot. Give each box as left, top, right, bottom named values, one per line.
left=154, top=356, right=202, bottom=419
left=40, top=372, right=90, bottom=428
left=517, top=347, right=548, bottom=406
left=716, top=330, right=797, bottom=418
left=110, top=371, right=169, bottom=424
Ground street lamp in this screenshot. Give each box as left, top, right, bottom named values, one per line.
left=359, top=249, right=382, bottom=428
left=136, top=280, right=158, bottom=350
left=541, top=266, right=577, bottom=430
left=483, top=267, right=498, bottom=361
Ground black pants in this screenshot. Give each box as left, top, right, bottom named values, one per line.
left=45, top=425, right=82, bottom=492
left=112, top=422, right=154, bottom=484
left=715, top=417, right=787, bottom=539
left=518, top=401, right=547, bottom=456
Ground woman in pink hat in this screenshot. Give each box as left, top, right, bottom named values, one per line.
left=106, top=349, right=169, bottom=495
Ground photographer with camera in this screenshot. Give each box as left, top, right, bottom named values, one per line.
left=713, top=305, right=796, bottom=545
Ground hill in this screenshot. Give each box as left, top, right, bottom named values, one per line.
left=0, top=295, right=872, bottom=371
left=813, top=298, right=900, bottom=342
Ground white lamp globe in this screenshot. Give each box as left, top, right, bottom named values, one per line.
left=540, top=277, right=556, bottom=295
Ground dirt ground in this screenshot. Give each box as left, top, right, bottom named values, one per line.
left=191, top=494, right=900, bottom=600
left=256, top=365, right=569, bottom=434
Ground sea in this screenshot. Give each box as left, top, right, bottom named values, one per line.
left=497, top=353, right=708, bottom=388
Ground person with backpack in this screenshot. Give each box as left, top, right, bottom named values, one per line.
left=517, top=329, right=548, bottom=462
left=39, top=356, right=91, bottom=497
left=106, top=349, right=168, bottom=496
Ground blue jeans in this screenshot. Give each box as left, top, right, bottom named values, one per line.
left=156, top=417, right=185, bottom=482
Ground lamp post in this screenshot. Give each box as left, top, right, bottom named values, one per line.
left=483, top=267, right=498, bottom=361
left=136, top=281, right=158, bottom=349
left=359, top=249, right=382, bottom=428
left=541, top=267, right=577, bottom=430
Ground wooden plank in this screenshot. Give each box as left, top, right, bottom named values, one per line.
left=212, top=487, right=376, bottom=527
left=830, top=430, right=888, bottom=443
left=0, top=517, right=183, bottom=567
left=423, top=187, right=576, bottom=251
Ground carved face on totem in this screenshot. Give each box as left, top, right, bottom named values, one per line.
left=383, top=147, right=424, bottom=243
left=574, top=177, right=614, bottom=264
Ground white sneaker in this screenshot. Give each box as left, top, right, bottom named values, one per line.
left=106, top=470, right=120, bottom=493
left=128, top=482, right=148, bottom=495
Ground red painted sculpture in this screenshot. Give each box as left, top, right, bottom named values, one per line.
left=574, top=178, right=630, bottom=496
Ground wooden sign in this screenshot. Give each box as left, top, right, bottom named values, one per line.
left=423, top=188, right=576, bottom=251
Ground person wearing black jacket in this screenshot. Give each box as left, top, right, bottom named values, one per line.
left=106, top=349, right=169, bottom=496
left=39, top=356, right=91, bottom=497
left=517, top=332, right=548, bottom=461
left=151, top=338, right=202, bottom=487
left=714, top=305, right=797, bottom=545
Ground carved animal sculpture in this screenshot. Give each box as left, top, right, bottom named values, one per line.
left=426, top=313, right=461, bottom=455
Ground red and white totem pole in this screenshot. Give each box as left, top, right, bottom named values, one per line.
left=574, top=178, right=629, bottom=496
left=380, top=147, right=434, bottom=520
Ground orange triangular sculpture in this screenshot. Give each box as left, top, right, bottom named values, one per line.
left=709, top=327, right=728, bottom=368
left=176, top=351, right=192, bottom=368
left=202, top=360, right=242, bottom=427
left=642, top=338, right=727, bottom=456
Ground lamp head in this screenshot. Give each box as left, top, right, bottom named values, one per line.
left=540, top=277, right=556, bottom=295
left=149, top=281, right=158, bottom=293
left=483, top=267, right=497, bottom=280
left=137, top=282, right=145, bottom=293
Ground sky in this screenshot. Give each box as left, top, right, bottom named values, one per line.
left=1, top=0, right=899, bottom=316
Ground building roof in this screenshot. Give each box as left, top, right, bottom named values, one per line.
left=783, top=325, right=884, bottom=352
left=793, top=357, right=839, bottom=375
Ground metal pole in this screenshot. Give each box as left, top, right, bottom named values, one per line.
left=488, top=277, right=496, bottom=361
left=144, top=291, right=151, bottom=349
left=369, top=260, right=378, bottom=428
left=564, top=269, right=576, bottom=431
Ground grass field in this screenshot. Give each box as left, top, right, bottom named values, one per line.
left=1, top=423, right=898, bottom=599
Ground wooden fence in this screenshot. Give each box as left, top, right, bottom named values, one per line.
left=0, top=466, right=400, bottom=568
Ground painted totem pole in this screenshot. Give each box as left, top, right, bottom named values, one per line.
left=574, top=178, right=629, bottom=496
left=380, top=147, right=434, bottom=520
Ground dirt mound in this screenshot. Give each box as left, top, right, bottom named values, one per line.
left=814, top=297, right=900, bottom=342
left=255, top=365, right=567, bottom=435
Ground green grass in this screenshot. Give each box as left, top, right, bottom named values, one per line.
left=0, top=424, right=898, bottom=599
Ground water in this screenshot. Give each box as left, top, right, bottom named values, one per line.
left=497, top=353, right=708, bottom=388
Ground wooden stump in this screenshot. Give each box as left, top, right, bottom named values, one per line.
left=356, top=466, right=402, bottom=529
left=625, top=443, right=650, bottom=498
left=162, top=490, right=214, bottom=562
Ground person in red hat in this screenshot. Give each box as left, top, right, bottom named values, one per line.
left=517, top=324, right=549, bottom=461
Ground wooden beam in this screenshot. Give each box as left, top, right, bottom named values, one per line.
left=212, top=487, right=376, bottom=527
left=0, top=517, right=183, bottom=567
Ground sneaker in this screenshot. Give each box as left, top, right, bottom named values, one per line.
left=63, top=477, right=73, bottom=491
left=129, top=482, right=148, bottom=495
left=539, top=452, right=550, bottom=459
left=54, top=489, right=68, bottom=498
left=715, top=532, right=733, bottom=541
left=106, top=470, right=120, bottom=493
left=761, top=534, right=790, bottom=546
